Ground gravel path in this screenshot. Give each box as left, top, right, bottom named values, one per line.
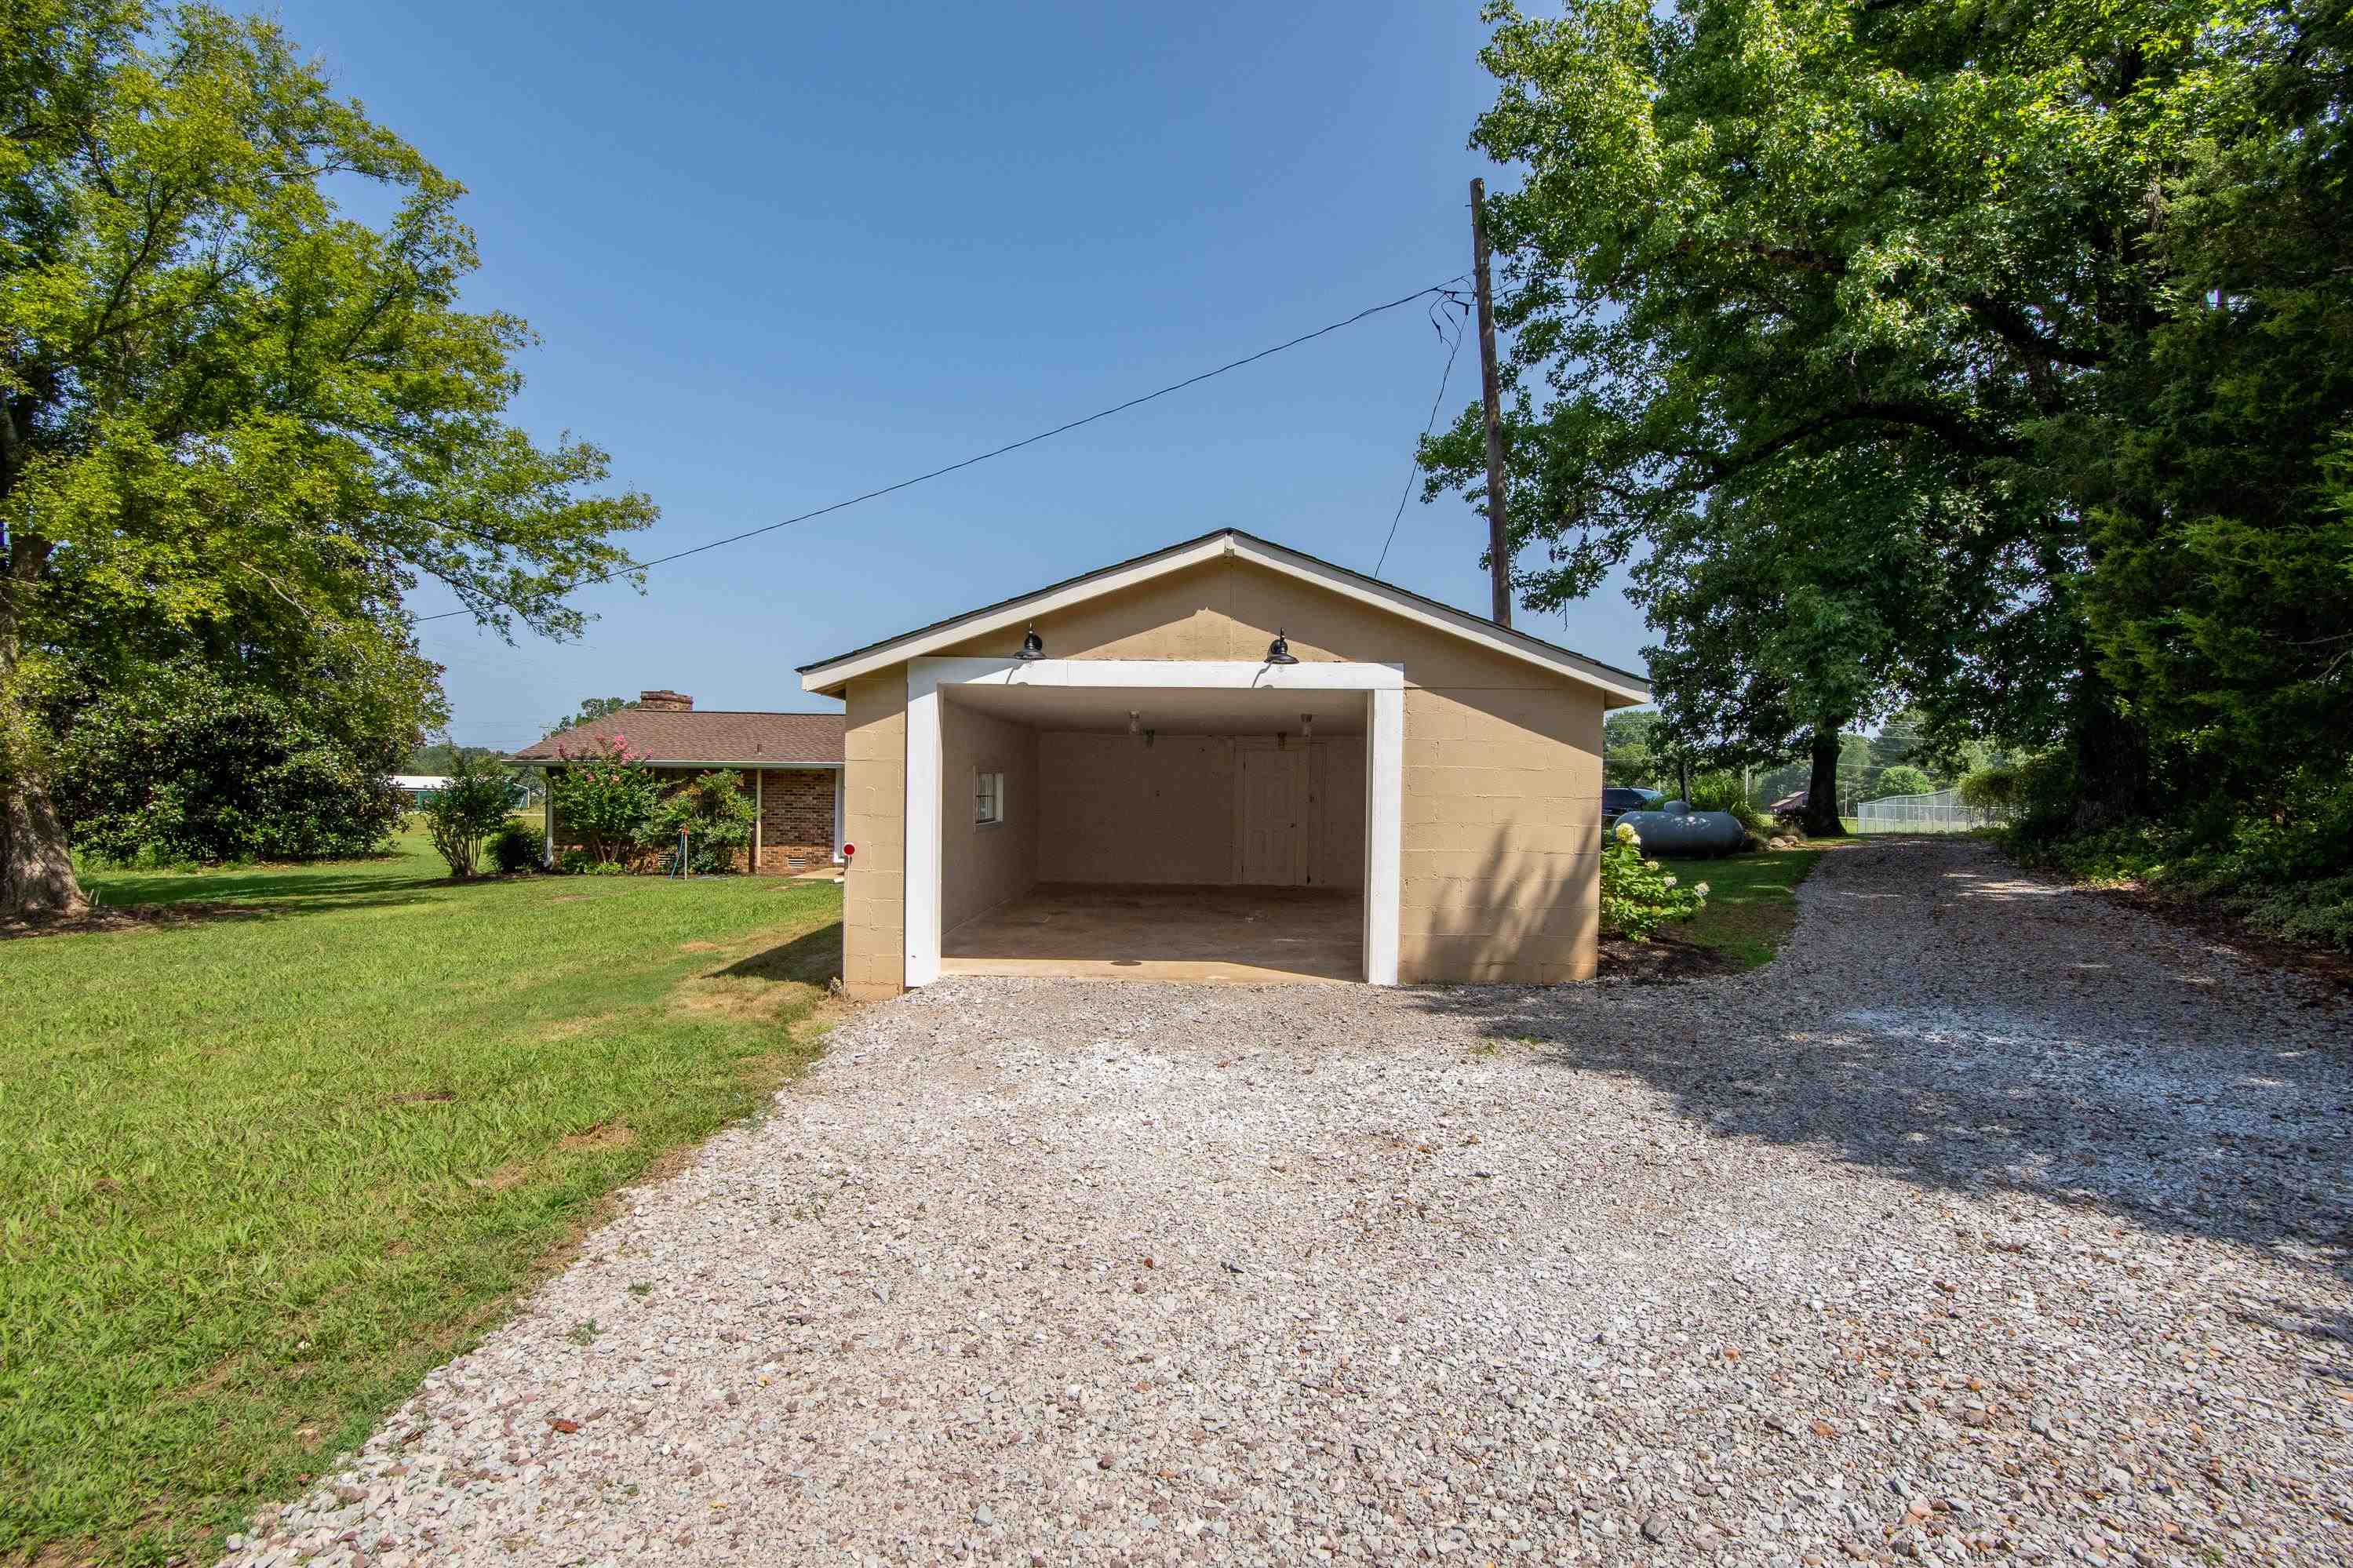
left=227, top=839, right=2353, bottom=1568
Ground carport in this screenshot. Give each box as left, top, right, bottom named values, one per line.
left=916, top=668, right=1397, bottom=983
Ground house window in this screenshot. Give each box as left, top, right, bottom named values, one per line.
left=974, top=769, right=1004, bottom=826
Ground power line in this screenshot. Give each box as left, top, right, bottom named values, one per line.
left=1374, top=295, right=1470, bottom=580
left=416, top=276, right=1473, bottom=625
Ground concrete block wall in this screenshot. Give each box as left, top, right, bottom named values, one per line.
left=841, top=675, right=908, bottom=1001
left=834, top=555, right=1612, bottom=992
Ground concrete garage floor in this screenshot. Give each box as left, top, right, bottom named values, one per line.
left=941, top=882, right=1362, bottom=982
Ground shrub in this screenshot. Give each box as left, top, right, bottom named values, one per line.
left=546, top=734, right=660, bottom=868
left=1994, top=762, right=2353, bottom=951
left=1686, top=769, right=1746, bottom=812
left=1599, top=820, right=1708, bottom=939
left=1688, top=770, right=1774, bottom=835
left=489, top=818, right=541, bottom=874
left=1957, top=763, right=2021, bottom=817
left=423, top=751, right=517, bottom=878
left=558, top=848, right=628, bottom=876
left=640, top=769, right=759, bottom=874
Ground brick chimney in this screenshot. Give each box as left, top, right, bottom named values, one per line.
left=638, top=689, right=693, bottom=712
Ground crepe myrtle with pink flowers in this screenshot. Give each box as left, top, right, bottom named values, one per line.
left=543, top=733, right=661, bottom=868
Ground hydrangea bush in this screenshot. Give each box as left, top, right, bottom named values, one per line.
left=1599, top=821, right=1708, bottom=939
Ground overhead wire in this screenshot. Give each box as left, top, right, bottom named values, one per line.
left=413, top=275, right=1473, bottom=624
left=1373, top=292, right=1470, bottom=580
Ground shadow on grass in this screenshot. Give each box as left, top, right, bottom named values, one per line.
left=715, top=921, right=843, bottom=985
left=89, top=863, right=449, bottom=909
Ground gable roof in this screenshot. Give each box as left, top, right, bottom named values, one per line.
left=796, top=529, right=1652, bottom=704
left=508, top=709, right=844, bottom=766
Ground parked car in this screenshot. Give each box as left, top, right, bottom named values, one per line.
left=1602, top=787, right=1665, bottom=828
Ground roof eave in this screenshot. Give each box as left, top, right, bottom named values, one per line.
left=796, top=528, right=1652, bottom=704
left=511, top=756, right=843, bottom=769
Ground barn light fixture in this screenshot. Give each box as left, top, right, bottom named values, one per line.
left=1128, top=709, right=1142, bottom=737
left=1015, top=623, right=1045, bottom=660
left=1265, top=628, right=1299, bottom=665
left=1300, top=712, right=1314, bottom=740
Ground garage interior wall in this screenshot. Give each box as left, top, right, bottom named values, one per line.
left=1032, top=735, right=1364, bottom=888
left=938, top=700, right=1040, bottom=932
left=925, top=558, right=1605, bottom=982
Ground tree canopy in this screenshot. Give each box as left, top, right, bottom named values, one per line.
left=1, top=2, right=655, bottom=908
left=1426, top=0, right=2352, bottom=839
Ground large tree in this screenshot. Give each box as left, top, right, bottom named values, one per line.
left=1426, top=0, right=2351, bottom=834
left=1, top=2, right=654, bottom=913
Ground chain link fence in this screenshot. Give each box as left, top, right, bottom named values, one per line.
left=1853, top=786, right=1998, bottom=834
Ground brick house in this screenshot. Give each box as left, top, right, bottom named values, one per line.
left=508, top=691, right=846, bottom=873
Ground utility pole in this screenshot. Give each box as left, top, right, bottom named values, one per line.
left=1470, top=176, right=1512, bottom=628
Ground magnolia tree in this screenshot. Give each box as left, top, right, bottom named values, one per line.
left=545, top=735, right=658, bottom=868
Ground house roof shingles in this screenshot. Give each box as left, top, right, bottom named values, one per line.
left=509, top=710, right=844, bottom=766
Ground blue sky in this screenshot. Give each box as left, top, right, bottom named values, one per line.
left=286, top=0, right=1651, bottom=744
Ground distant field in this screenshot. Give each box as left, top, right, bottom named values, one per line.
left=5, top=835, right=845, bottom=1565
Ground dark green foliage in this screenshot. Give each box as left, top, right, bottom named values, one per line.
left=2002, top=766, right=2353, bottom=949
left=1426, top=0, right=2353, bottom=916
left=54, top=662, right=403, bottom=864
left=642, top=770, right=758, bottom=875
left=558, top=848, right=628, bottom=876
left=1875, top=766, right=1936, bottom=800
left=410, top=741, right=506, bottom=776
left=489, top=820, right=540, bottom=875
left=1603, top=709, right=1665, bottom=787
left=0, top=2, right=656, bottom=914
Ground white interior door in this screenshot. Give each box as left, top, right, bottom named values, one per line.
left=1240, top=748, right=1309, bottom=886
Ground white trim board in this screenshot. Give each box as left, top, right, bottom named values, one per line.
left=523, top=758, right=843, bottom=770
left=902, top=657, right=1404, bottom=988
left=803, top=530, right=1649, bottom=705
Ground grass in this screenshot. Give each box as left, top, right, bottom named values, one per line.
left=3, top=834, right=847, bottom=1566
left=1661, top=836, right=1852, bottom=970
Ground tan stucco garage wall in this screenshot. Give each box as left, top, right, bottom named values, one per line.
left=939, top=700, right=1038, bottom=933
left=928, top=558, right=1604, bottom=983
left=841, top=674, right=908, bottom=1000
left=1033, top=734, right=1364, bottom=888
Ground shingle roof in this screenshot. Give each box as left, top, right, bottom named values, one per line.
left=508, top=710, right=844, bottom=766
left=795, top=527, right=1652, bottom=704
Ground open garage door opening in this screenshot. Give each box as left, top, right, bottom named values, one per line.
left=931, top=680, right=1372, bottom=983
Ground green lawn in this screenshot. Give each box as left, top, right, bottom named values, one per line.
left=1662, top=838, right=1850, bottom=969
left=4, top=836, right=846, bottom=1565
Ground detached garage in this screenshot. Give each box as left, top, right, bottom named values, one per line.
left=797, top=530, right=1648, bottom=999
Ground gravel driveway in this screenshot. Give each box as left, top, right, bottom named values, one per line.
left=231, top=839, right=2352, bottom=1567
